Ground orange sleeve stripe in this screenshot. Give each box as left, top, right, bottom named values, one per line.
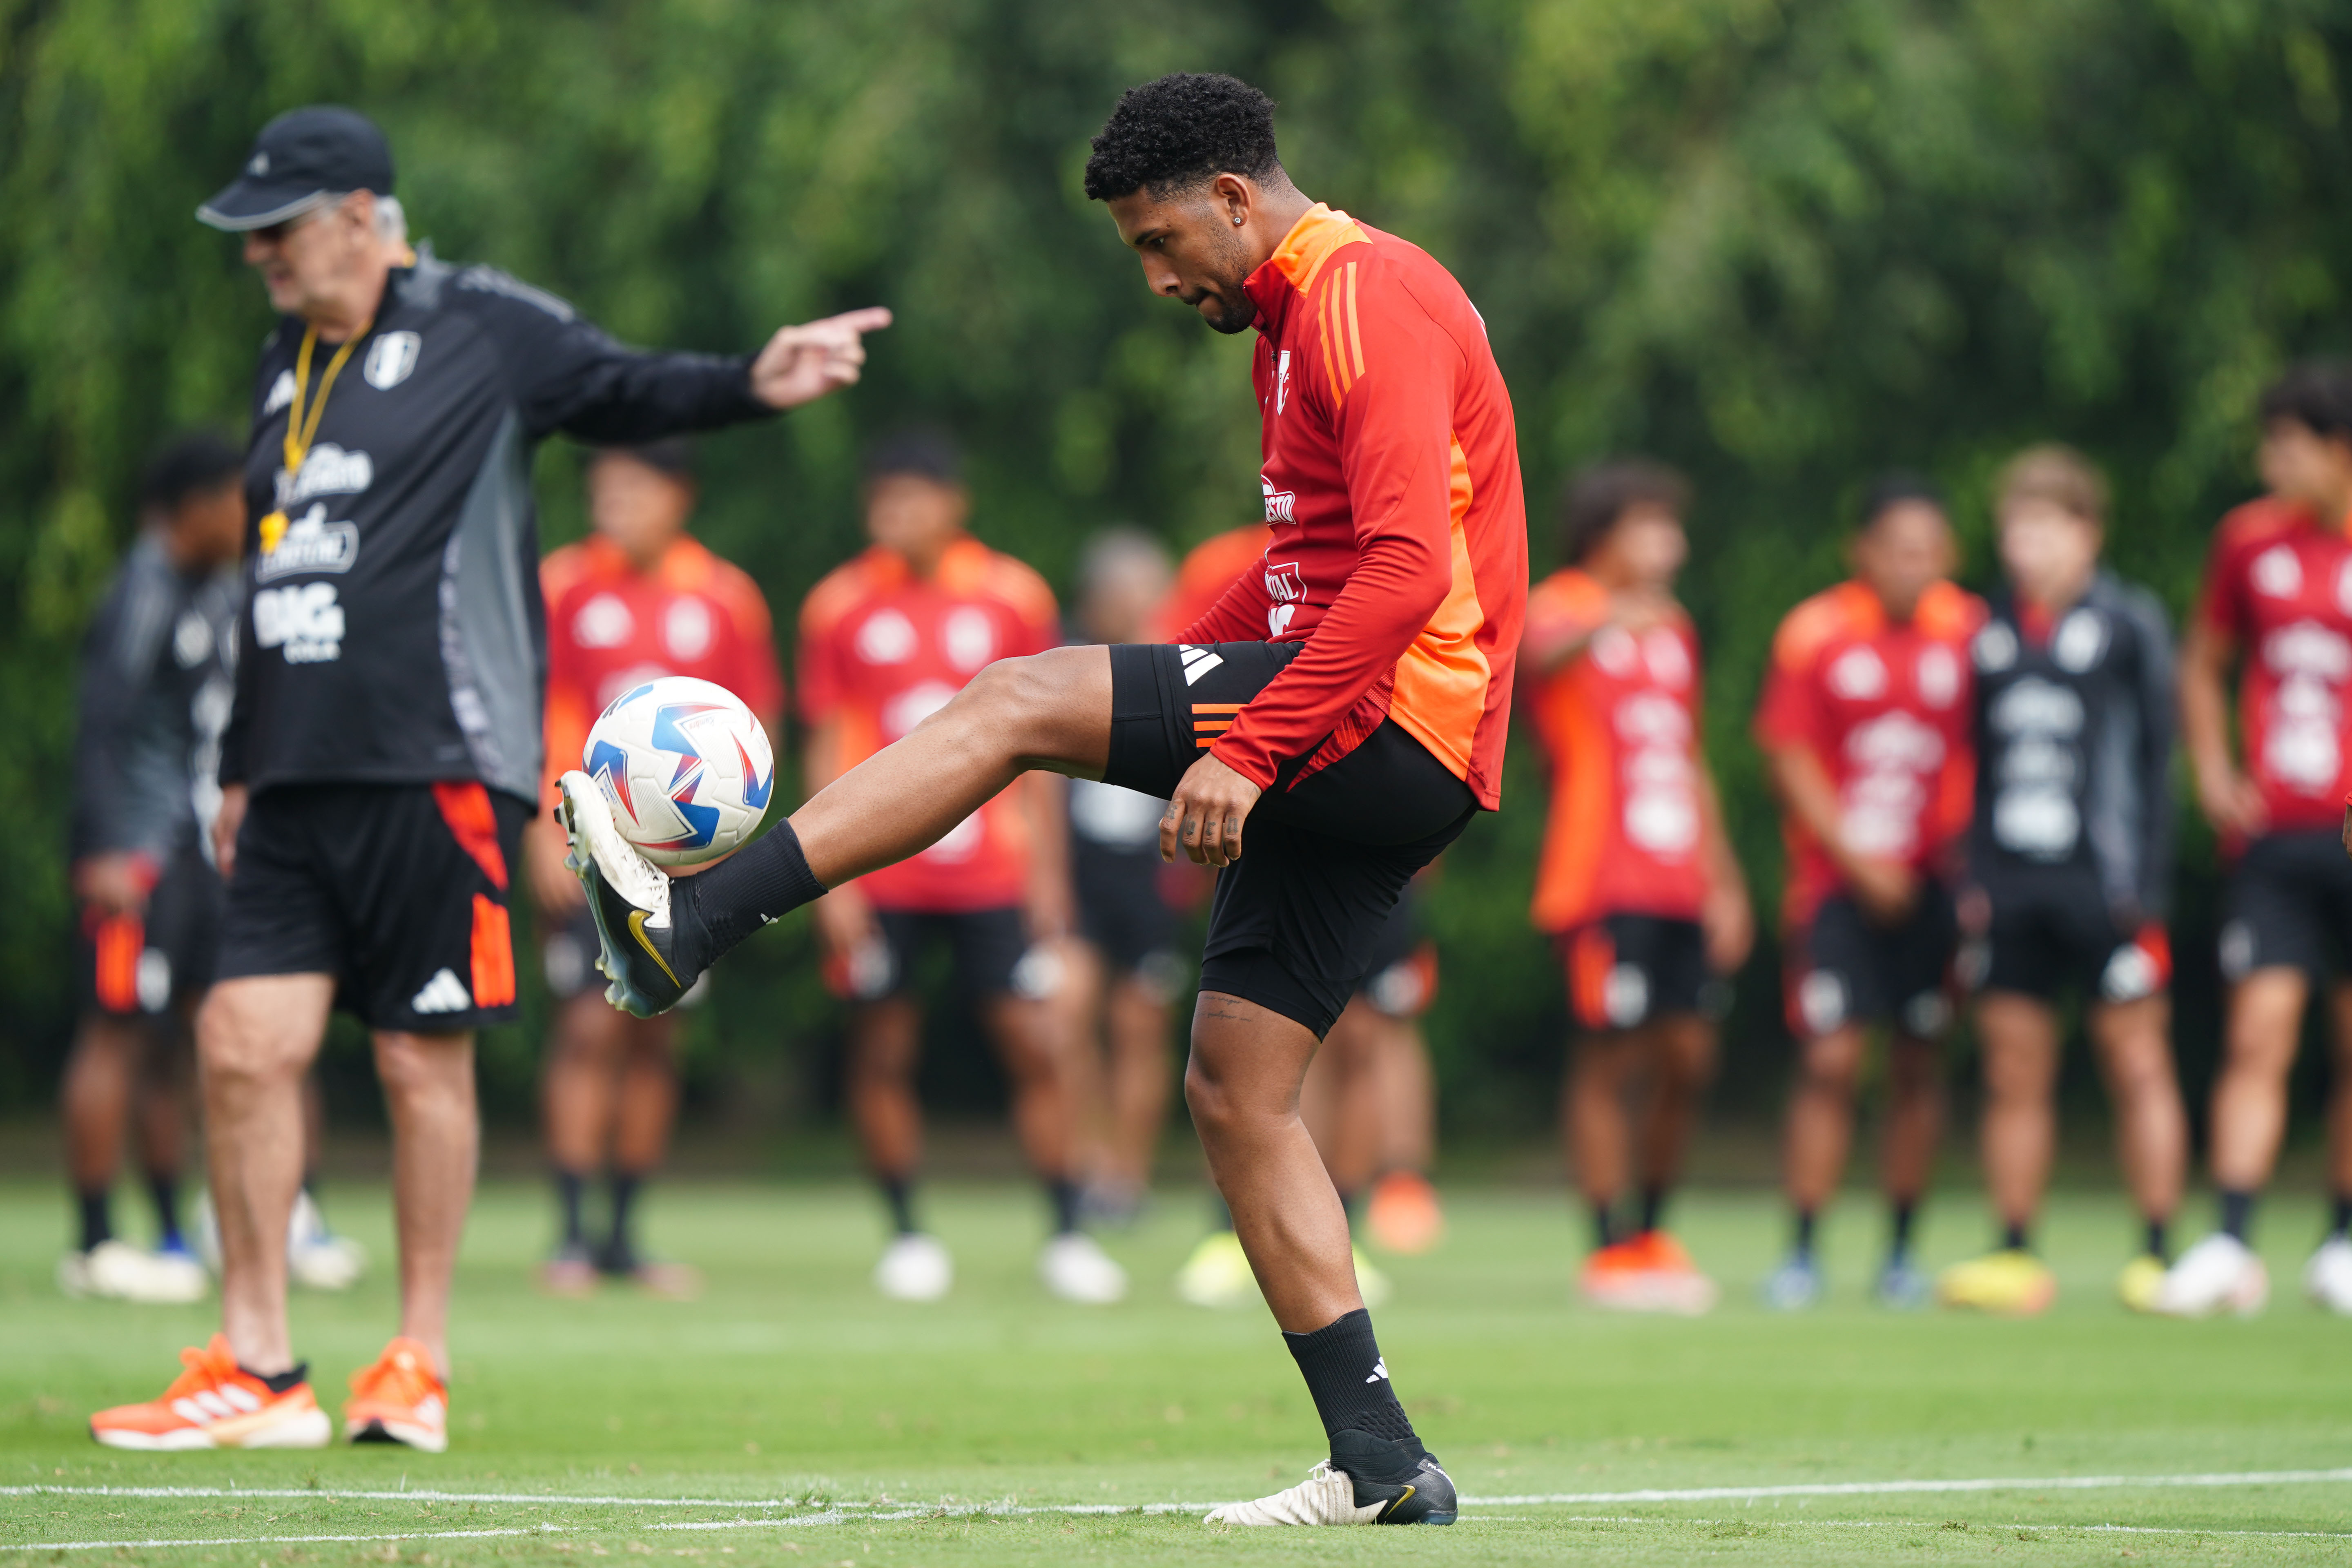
left=1318, top=285, right=1344, bottom=403
left=1344, top=262, right=1365, bottom=380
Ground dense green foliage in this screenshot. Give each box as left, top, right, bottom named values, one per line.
left=4, top=0, right=2350, bottom=1130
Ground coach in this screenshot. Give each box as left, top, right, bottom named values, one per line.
left=90, top=105, right=886, bottom=1452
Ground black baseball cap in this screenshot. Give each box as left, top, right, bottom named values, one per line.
left=196, top=105, right=395, bottom=231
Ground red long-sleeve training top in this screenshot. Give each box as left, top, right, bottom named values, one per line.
left=1181, top=204, right=1526, bottom=810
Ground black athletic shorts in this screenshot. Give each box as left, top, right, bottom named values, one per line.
left=76, top=847, right=223, bottom=1017
left=1785, top=884, right=1959, bottom=1040
left=1974, top=871, right=2170, bottom=1004
left=1555, top=913, right=1713, bottom=1033
left=217, top=782, right=527, bottom=1033
left=1101, top=642, right=1478, bottom=1037
left=1351, top=885, right=1439, bottom=1018
left=860, top=906, right=1034, bottom=1002
left=2219, top=829, right=2352, bottom=984
left=1074, top=840, right=1182, bottom=978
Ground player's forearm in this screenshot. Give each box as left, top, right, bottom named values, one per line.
left=1766, top=745, right=1852, bottom=869
left=1697, top=767, right=1748, bottom=902
left=2176, top=625, right=2239, bottom=795
left=1212, top=528, right=1447, bottom=787
left=1178, top=572, right=1273, bottom=647
left=536, top=342, right=775, bottom=445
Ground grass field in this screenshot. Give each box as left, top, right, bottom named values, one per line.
left=4, top=1176, right=2350, bottom=1564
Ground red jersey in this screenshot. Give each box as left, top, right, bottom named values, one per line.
left=540, top=534, right=783, bottom=807
left=1524, top=570, right=1711, bottom=931
left=2195, top=497, right=2352, bottom=834
left=799, top=537, right=1057, bottom=911
left=1754, top=580, right=1983, bottom=927
left=1179, top=205, right=1526, bottom=809
left=1152, top=524, right=1272, bottom=644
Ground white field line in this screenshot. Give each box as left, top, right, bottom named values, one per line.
left=12, top=1465, right=2352, bottom=1514
left=16, top=1511, right=2352, bottom=1553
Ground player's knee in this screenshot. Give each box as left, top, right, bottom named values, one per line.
left=371, top=1032, right=474, bottom=1109
left=1182, top=1053, right=1242, bottom=1137
left=1797, top=1035, right=1862, bottom=1095
left=195, top=991, right=309, bottom=1086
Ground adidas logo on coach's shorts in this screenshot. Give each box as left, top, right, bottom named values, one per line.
left=410, top=968, right=473, bottom=1015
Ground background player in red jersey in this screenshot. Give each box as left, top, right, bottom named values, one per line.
left=528, top=439, right=782, bottom=1297
left=799, top=430, right=1123, bottom=1307
left=2163, top=364, right=2352, bottom=1317
left=1755, top=478, right=1982, bottom=1311
left=1524, top=461, right=1751, bottom=1315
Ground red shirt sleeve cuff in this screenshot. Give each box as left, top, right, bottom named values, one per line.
left=1208, top=737, right=1277, bottom=791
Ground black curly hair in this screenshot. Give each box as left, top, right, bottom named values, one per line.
left=2258, top=359, right=2352, bottom=442
left=1083, top=73, right=1283, bottom=202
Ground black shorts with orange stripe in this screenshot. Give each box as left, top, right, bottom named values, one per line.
left=1554, top=914, right=1712, bottom=1033
left=217, top=782, right=527, bottom=1033
left=76, top=847, right=223, bottom=1018
left=1103, top=642, right=1476, bottom=1037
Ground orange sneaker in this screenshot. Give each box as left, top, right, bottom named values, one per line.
left=1580, top=1229, right=1720, bottom=1316
left=343, top=1337, right=449, bottom=1452
left=89, top=1335, right=330, bottom=1450
left=1366, top=1171, right=1446, bottom=1255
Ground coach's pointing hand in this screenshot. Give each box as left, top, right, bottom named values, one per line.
left=1164, top=752, right=1262, bottom=868
left=751, top=308, right=894, bottom=409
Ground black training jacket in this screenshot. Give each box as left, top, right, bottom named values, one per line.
left=74, top=535, right=241, bottom=863
left=222, top=246, right=774, bottom=805
left=1966, top=570, right=2176, bottom=920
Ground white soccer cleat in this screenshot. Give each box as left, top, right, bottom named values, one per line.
left=287, top=1192, right=366, bottom=1291
left=1039, top=1232, right=1129, bottom=1304
left=60, top=1239, right=209, bottom=1304
left=874, top=1232, right=953, bottom=1301
left=2302, top=1236, right=2352, bottom=1315
left=1204, top=1462, right=1385, bottom=1526
left=2151, top=1232, right=2270, bottom=1318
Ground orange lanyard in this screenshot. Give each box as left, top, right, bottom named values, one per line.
left=258, top=319, right=369, bottom=555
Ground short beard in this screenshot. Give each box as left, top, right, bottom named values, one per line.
left=1193, top=222, right=1260, bottom=335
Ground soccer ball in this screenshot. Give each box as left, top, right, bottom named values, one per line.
left=582, top=676, right=775, bottom=866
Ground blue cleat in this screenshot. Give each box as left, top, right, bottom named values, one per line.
left=1761, top=1252, right=1821, bottom=1311
left=1875, top=1254, right=1932, bottom=1310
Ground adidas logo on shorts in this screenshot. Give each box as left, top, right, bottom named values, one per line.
left=410, top=968, right=473, bottom=1015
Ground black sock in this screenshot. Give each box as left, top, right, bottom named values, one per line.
left=684, top=819, right=827, bottom=961
left=1638, top=1184, right=1667, bottom=1236
left=2145, top=1217, right=2170, bottom=1262
left=244, top=1362, right=310, bottom=1394
left=1282, top=1308, right=1421, bottom=1457
left=554, top=1170, right=588, bottom=1249
left=1590, top=1202, right=1617, bottom=1251
left=76, top=1189, right=111, bottom=1254
left=2220, top=1189, right=2255, bottom=1242
left=145, top=1170, right=183, bottom=1249
left=2331, top=1194, right=2352, bottom=1240
left=606, top=1171, right=643, bottom=1265
left=1889, top=1201, right=1918, bottom=1261
left=1792, top=1209, right=1817, bottom=1260
left=1047, top=1178, right=1081, bottom=1236
left=2001, top=1220, right=2029, bottom=1253
left=880, top=1175, right=918, bottom=1236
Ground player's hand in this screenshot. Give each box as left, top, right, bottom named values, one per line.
left=525, top=813, right=585, bottom=915
left=1955, top=884, right=1992, bottom=937
left=1163, top=752, right=1262, bottom=868
left=2194, top=761, right=2267, bottom=839
left=72, top=852, right=155, bottom=917
left=1026, top=875, right=1075, bottom=946
left=212, top=784, right=248, bottom=883
left=1701, top=881, right=1754, bottom=975
left=749, top=308, right=893, bottom=410
left=812, top=885, right=876, bottom=959
left=1844, top=855, right=1919, bottom=924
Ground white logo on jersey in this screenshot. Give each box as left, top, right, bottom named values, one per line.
left=1642, top=627, right=1693, bottom=690
left=1973, top=621, right=2018, bottom=672
left=1828, top=645, right=1887, bottom=700
left=262, top=369, right=297, bottom=417
left=574, top=594, right=634, bottom=649
left=252, top=582, right=345, bottom=663
left=1264, top=562, right=1305, bottom=639
left=883, top=680, right=956, bottom=741
left=943, top=606, right=996, bottom=672
left=856, top=607, right=917, bottom=665
left=663, top=597, right=712, bottom=660
left=172, top=610, right=215, bottom=669
left=2252, top=544, right=2303, bottom=599
left=1276, top=349, right=1293, bottom=415
left=410, top=968, right=473, bottom=1014
left=2054, top=609, right=2107, bottom=672
left=1261, top=475, right=1295, bottom=524
left=363, top=330, right=422, bottom=390
left=274, top=442, right=373, bottom=509
left=254, top=505, right=360, bottom=582
left=1179, top=645, right=1225, bottom=686
left=2339, top=559, right=2352, bottom=617
left=1916, top=644, right=1961, bottom=709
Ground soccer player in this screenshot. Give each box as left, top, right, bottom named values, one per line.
left=89, top=105, right=884, bottom=1453
left=1524, top=460, right=1752, bottom=1314
left=801, top=428, right=1123, bottom=1306
left=530, top=439, right=782, bottom=1296
left=2159, top=363, right=2352, bottom=1318
left=560, top=73, right=1521, bottom=1525
left=1937, top=447, right=2185, bottom=1317
left=1755, top=477, right=1982, bottom=1311
left=1060, top=528, right=1184, bottom=1227
left=59, top=433, right=245, bottom=1306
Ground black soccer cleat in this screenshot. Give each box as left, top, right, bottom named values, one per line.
left=1331, top=1429, right=1459, bottom=1525
left=557, top=770, right=701, bottom=1018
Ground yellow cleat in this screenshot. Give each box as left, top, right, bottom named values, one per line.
left=1936, top=1249, right=2058, bottom=1316
left=1176, top=1230, right=1258, bottom=1309
left=1352, top=1246, right=1392, bottom=1309
left=2117, top=1253, right=2166, bottom=1313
